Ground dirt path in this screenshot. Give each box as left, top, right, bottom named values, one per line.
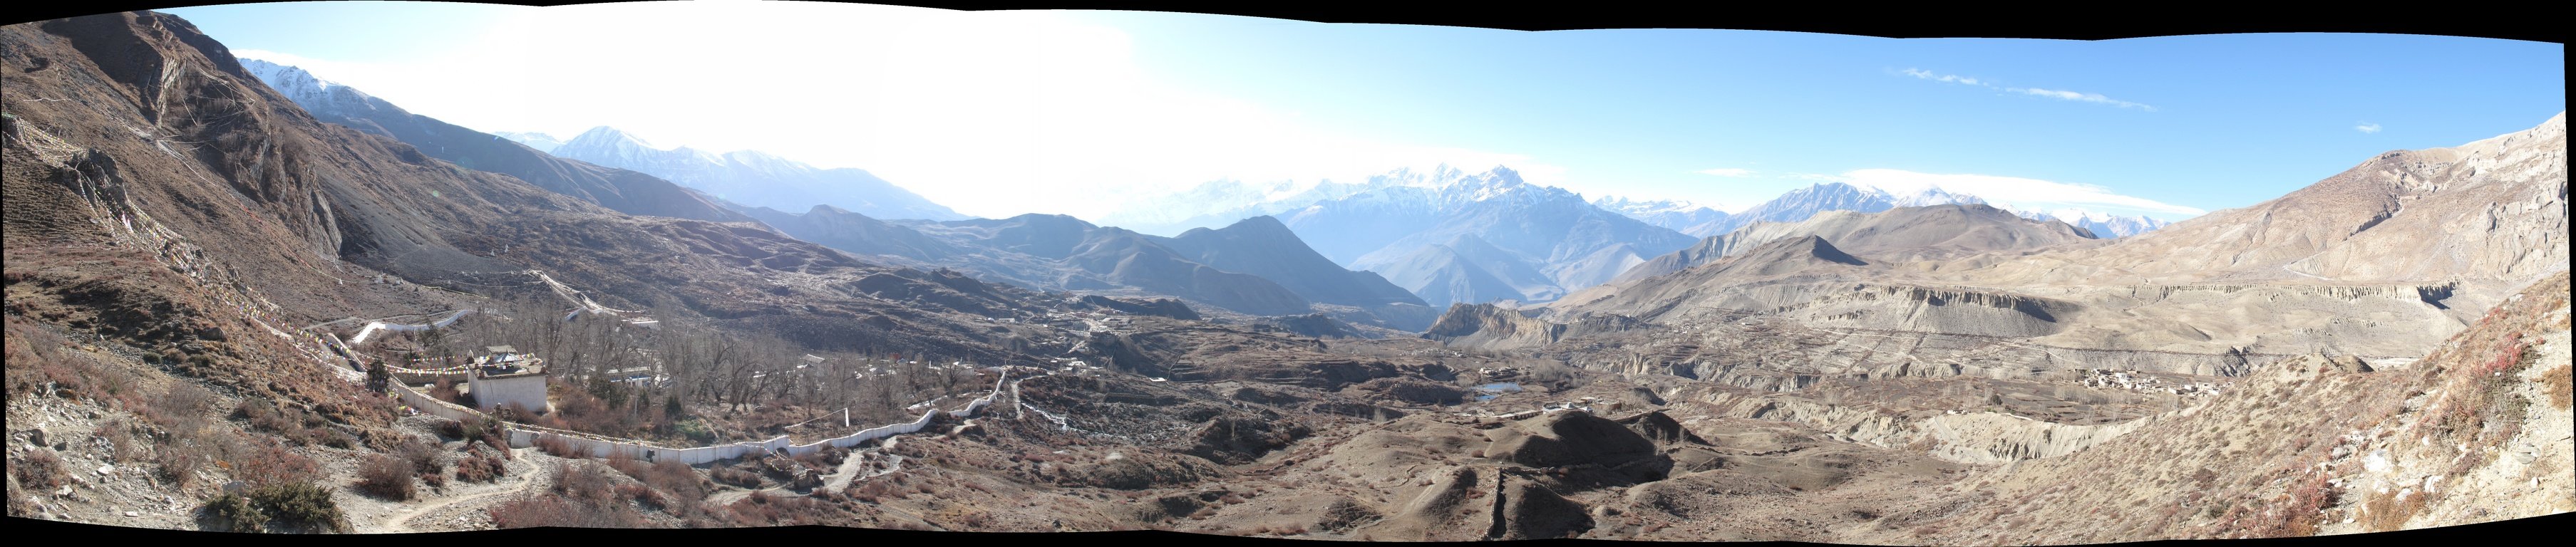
left=369, top=460, right=545, bottom=533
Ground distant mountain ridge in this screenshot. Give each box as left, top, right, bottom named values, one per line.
left=493, top=131, right=565, bottom=152
left=1612, top=203, right=2101, bottom=284
left=2019, top=209, right=2170, bottom=239
left=1666, top=181, right=2173, bottom=239
left=550, top=126, right=967, bottom=222
left=1682, top=182, right=1984, bottom=236
left=1094, top=177, right=1387, bottom=236
left=1592, top=197, right=1731, bottom=235
left=744, top=204, right=1437, bottom=329
left=1277, top=166, right=1699, bottom=307
left=237, top=58, right=753, bottom=224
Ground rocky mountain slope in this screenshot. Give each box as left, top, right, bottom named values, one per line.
left=1537, top=113, right=2567, bottom=368
left=1967, top=113, right=2566, bottom=288
left=4, top=11, right=1053, bottom=362
left=1157, top=216, right=1426, bottom=309
left=549, top=126, right=965, bottom=222
left=1876, top=271, right=2572, bottom=545
left=746, top=205, right=1410, bottom=321
left=235, top=59, right=751, bottom=224
left=1613, top=203, right=2099, bottom=284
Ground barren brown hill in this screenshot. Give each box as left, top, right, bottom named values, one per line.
left=1964, top=112, right=2566, bottom=293
left=1865, top=271, right=2572, bottom=545
left=1612, top=203, right=2100, bottom=284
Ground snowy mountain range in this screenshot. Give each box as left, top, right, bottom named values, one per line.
left=540, top=126, right=968, bottom=221
left=1610, top=182, right=2173, bottom=239
left=1276, top=166, right=1699, bottom=307
left=1590, top=197, right=1731, bottom=236
left=2015, top=208, right=2172, bottom=239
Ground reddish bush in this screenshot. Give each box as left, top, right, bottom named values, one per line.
left=617, top=483, right=666, bottom=510
left=553, top=462, right=616, bottom=505
left=356, top=454, right=417, bottom=500
left=711, top=466, right=763, bottom=489
left=456, top=450, right=506, bottom=483
left=155, top=438, right=208, bottom=487
left=13, top=449, right=68, bottom=489
left=230, top=443, right=320, bottom=488
left=534, top=434, right=584, bottom=458
left=401, top=439, right=445, bottom=475
left=490, top=496, right=643, bottom=528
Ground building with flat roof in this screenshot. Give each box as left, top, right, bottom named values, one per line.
left=468, top=348, right=548, bottom=414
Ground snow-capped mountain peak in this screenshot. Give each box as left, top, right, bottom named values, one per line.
left=238, top=58, right=381, bottom=115
left=547, top=125, right=965, bottom=220
left=492, top=131, right=567, bottom=152
left=1594, top=196, right=1732, bottom=235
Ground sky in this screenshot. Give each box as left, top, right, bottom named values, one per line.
left=163, top=1, right=2565, bottom=222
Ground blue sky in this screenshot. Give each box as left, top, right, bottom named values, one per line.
left=164, top=2, right=2564, bottom=220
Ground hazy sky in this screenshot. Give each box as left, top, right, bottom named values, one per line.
left=165, top=1, right=2565, bottom=221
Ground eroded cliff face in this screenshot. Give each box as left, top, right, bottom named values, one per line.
left=1426, top=303, right=1644, bottom=350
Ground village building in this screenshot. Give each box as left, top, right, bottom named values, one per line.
left=467, top=345, right=549, bottom=413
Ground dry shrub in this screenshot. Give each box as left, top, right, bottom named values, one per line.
left=2542, top=365, right=2572, bottom=410
left=2361, top=488, right=2427, bottom=531
left=229, top=442, right=319, bottom=488
left=241, top=481, right=346, bottom=532
left=534, top=434, right=584, bottom=458
left=156, top=437, right=209, bottom=486
left=616, top=483, right=666, bottom=510
left=356, top=454, right=416, bottom=500
left=711, top=466, right=763, bottom=489
left=14, top=449, right=69, bottom=489
left=724, top=489, right=841, bottom=526
left=434, top=418, right=467, bottom=440
left=2266, top=474, right=2341, bottom=537
left=430, top=378, right=465, bottom=406
left=400, top=438, right=445, bottom=474
left=490, top=496, right=644, bottom=528
left=455, top=450, right=506, bottom=483
left=94, top=419, right=144, bottom=462
left=553, top=462, right=617, bottom=505
left=152, top=382, right=214, bottom=436
left=621, top=458, right=709, bottom=506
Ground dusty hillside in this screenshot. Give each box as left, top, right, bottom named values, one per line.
left=1862, top=271, right=2572, bottom=545
left=1613, top=203, right=2099, bottom=284
left=1965, top=112, right=2566, bottom=292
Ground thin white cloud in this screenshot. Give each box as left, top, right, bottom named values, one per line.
left=1839, top=168, right=2204, bottom=219
left=2356, top=123, right=2382, bottom=134
left=1695, top=167, right=1755, bottom=177
left=1900, top=68, right=1981, bottom=85
left=1897, top=68, right=2155, bottom=111
left=2014, top=88, right=2155, bottom=110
